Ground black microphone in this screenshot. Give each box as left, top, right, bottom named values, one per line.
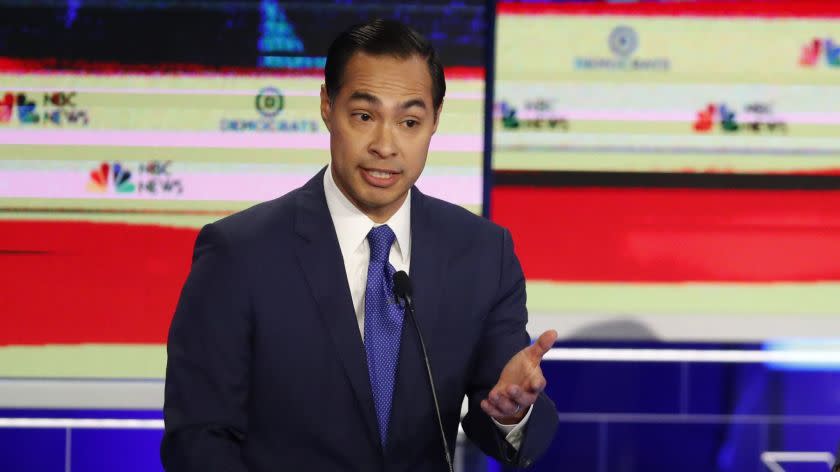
left=393, top=271, right=454, bottom=472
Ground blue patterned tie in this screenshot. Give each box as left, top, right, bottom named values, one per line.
left=364, top=224, right=404, bottom=447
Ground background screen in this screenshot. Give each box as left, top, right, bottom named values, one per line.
left=491, top=1, right=840, bottom=342
left=0, top=0, right=487, bottom=379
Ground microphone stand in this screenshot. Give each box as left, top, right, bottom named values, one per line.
left=394, top=272, right=454, bottom=472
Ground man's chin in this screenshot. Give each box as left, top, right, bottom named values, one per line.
left=356, top=191, right=408, bottom=216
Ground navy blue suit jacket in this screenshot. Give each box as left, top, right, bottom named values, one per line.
left=161, top=168, right=558, bottom=471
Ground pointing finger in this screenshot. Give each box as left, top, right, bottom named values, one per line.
left=527, top=330, right=558, bottom=362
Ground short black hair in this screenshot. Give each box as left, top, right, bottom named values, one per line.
left=325, top=19, right=446, bottom=113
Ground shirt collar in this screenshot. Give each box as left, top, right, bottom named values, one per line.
left=323, top=164, right=411, bottom=264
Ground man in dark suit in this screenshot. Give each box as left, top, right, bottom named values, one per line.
left=161, top=19, right=558, bottom=471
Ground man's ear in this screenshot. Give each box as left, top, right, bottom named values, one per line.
left=320, top=84, right=331, bottom=132
left=432, top=101, right=444, bottom=134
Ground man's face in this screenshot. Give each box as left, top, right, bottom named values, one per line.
left=320, top=52, right=441, bottom=223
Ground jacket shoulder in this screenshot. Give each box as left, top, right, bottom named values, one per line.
left=422, top=194, right=507, bottom=239
left=205, top=187, right=301, bottom=249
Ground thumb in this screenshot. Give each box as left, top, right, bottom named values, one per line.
left=526, top=330, right=558, bottom=363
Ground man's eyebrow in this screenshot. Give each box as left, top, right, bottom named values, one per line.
left=347, top=92, right=427, bottom=111
left=348, top=91, right=382, bottom=106
left=400, top=98, right=427, bottom=111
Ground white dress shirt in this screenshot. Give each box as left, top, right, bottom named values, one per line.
left=322, top=165, right=531, bottom=449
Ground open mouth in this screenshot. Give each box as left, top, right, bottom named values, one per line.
left=361, top=167, right=401, bottom=187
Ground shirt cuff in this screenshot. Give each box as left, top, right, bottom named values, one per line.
left=490, top=405, right=532, bottom=450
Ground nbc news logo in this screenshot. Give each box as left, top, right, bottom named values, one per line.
left=86, top=162, right=136, bottom=193
left=800, top=38, right=840, bottom=67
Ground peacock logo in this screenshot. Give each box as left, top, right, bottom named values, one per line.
left=800, top=38, right=840, bottom=68
left=86, top=162, right=136, bottom=193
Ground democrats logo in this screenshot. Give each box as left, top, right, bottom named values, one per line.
left=255, top=87, right=285, bottom=117
left=609, top=26, right=639, bottom=58
left=221, top=87, right=319, bottom=133
left=799, top=38, right=840, bottom=68
left=575, top=25, right=670, bottom=72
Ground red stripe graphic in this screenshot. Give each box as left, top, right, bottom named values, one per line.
left=498, top=1, right=840, bottom=18
left=6, top=186, right=840, bottom=346
left=0, top=57, right=485, bottom=79
left=492, top=187, right=840, bottom=283
left=0, top=221, right=197, bottom=346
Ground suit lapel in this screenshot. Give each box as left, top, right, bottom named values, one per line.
left=387, top=188, right=450, bottom=452
left=407, top=188, right=448, bottom=367
left=293, top=169, right=381, bottom=449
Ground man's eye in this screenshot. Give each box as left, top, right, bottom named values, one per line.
left=356, top=113, right=372, bottom=121
left=404, top=120, right=418, bottom=128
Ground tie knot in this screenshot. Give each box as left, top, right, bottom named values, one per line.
left=367, top=225, right=395, bottom=263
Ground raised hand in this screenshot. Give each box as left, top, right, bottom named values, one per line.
left=480, top=330, right=558, bottom=425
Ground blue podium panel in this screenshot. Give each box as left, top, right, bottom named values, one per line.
left=543, top=361, right=683, bottom=414
left=679, top=363, right=723, bottom=415
left=1, top=351, right=839, bottom=472
left=604, top=421, right=758, bottom=472
left=0, top=428, right=65, bottom=472
left=71, top=429, right=165, bottom=472
left=525, top=421, right=601, bottom=471
left=778, top=424, right=840, bottom=459
left=533, top=347, right=840, bottom=472
left=780, top=370, right=840, bottom=416
left=684, top=363, right=757, bottom=415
